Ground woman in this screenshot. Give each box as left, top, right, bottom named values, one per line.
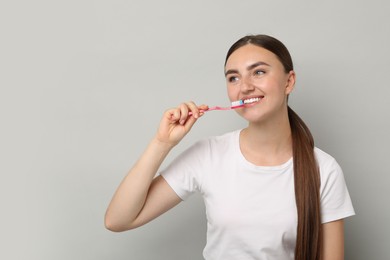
left=105, top=34, right=355, bottom=260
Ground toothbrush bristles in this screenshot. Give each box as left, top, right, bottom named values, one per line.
left=231, top=100, right=244, bottom=108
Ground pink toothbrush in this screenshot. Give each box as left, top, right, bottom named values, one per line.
left=189, top=100, right=245, bottom=115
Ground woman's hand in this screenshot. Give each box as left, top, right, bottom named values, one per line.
left=155, top=102, right=208, bottom=147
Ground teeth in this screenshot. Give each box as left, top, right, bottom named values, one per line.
left=243, top=97, right=261, bottom=104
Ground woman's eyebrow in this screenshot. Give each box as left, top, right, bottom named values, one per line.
left=247, top=61, right=270, bottom=71
left=225, top=61, right=270, bottom=76
left=224, top=69, right=239, bottom=77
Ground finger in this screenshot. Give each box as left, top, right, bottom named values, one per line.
left=183, top=111, right=198, bottom=132
left=165, top=108, right=180, bottom=123
left=198, top=104, right=209, bottom=114
left=179, top=103, right=190, bottom=125
left=186, top=101, right=200, bottom=118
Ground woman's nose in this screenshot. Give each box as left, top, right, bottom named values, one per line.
left=240, top=77, right=255, bottom=93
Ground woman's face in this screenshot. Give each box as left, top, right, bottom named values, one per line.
left=224, top=44, right=295, bottom=123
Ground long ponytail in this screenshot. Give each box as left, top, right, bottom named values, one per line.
left=288, top=106, right=322, bottom=260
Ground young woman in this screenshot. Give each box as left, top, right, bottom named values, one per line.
left=105, top=34, right=355, bottom=260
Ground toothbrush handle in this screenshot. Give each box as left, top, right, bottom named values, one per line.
left=188, top=106, right=231, bottom=116
left=207, top=106, right=232, bottom=111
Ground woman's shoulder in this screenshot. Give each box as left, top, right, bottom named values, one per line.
left=314, top=147, right=336, bottom=163
left=191, top=129, right=241, bottom=153
left=197, top=129, right=241, bottom=145
left=314, top=147, right=343, bottom=177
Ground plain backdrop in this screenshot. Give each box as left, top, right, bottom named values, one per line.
left=1, top=0, right=389, bottom=259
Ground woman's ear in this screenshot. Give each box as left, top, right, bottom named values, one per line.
left=285, top=70, right=296, bottom=95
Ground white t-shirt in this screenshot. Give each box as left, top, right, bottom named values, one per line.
left=161, top=129, right=355, bottom=260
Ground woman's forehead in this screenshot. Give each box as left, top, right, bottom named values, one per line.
left=225, top=44, right=281, bottom=69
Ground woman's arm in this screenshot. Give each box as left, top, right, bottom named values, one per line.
left=104, top=138, right=180, bottom=232
left=322, top=219, right=344, bottom=260
left=104, top=102, right=207, bottom=232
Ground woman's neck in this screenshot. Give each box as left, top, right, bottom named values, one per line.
left=240, top=111, right=292, bottom=166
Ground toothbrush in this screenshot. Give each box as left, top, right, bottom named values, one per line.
left=189, top=100, right=245, bottom=115
left=206, top=100, right=245, bottom=111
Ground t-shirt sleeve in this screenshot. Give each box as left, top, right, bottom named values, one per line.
left=160, top=139, right=209, bottom=201
left=319, top=156, right=355, bottom=223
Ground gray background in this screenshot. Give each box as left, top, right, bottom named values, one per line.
left=1, top=0, right=389, bottom=259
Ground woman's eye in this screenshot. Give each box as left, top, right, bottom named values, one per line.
left=254, top=70, right=265, bottom=76
left=228, top=76, right=239, bottom=83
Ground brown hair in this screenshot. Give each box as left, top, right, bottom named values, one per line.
left=225, top=35, right=322, bottom=260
